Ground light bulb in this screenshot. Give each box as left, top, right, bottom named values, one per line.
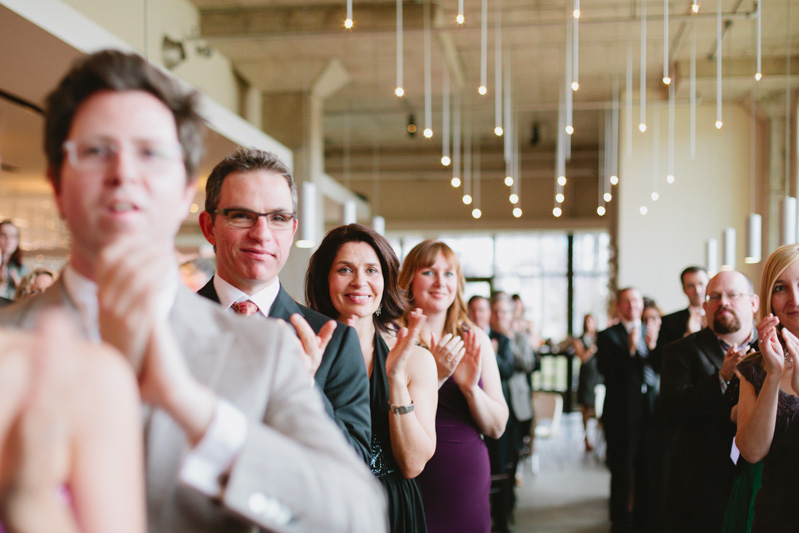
left=423, top=128, right=433, bottom=138
left=555, top=193, right=565, bottom=203
left=573, top=9, right=580, bottom=18
left=571, top=81, right=579, bottom=91
left=755, top=72, right=762, bottom=81
left=395, top=87, right=404, bottom=97
left=494, top=127, right=504, bottom=136
left=610, top=175, right=619, bottom=185
left=553, top=207, right=562, bottom=217
left=715, top=120, right=723, bottom=129
left=456, top=13, right=465, bottom=24
left=651, top=192, right=659, bottom=201
left=666, top=174, right=675, bottom=184
left=639, top=123, right=647, bottom=132
left=344, top=18, right=353, bottom=29
left=451, top=177, right=461, bottom=187
left=557, top=176, right=567, bottom=186
left=663, top=77, right=671, bottom=85
left=597, top=206, right=606, bottom=216
left=478, top=85, right=487, bottom=96
left=691, top=3, right=700, bottom=13
left=603, top=192, right=612, bottom=202
left=565, top=125, right=574, bottom=135
left=509, top=193, right=519, bottom=204
left=463, top=194, right=472, bottom=205
left=640, top=205, right=648, bottom=215
left=504, top=176, right=513, bottom=186
left=472, top=208, right=482, bottom=219
left=441, top=156, right=451, bottom=166
left=513, top=207, right=522, bottom=218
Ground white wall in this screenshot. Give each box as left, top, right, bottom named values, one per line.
left=618, top=99, right=761, bottom=314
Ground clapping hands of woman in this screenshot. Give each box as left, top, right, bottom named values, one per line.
left=452, top=329, right=483, bottom=393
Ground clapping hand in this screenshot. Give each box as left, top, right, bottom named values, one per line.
left=453, top=329, right=482, bottom=392
left=720, top=342, right=748, bottom=382
left=386, top=309, right=426, bottom=382
left=430, top=331, right=466, bottom=384
left=756, top=314, right=785, bottom=376
left=288, top=314, right=334, bottom=377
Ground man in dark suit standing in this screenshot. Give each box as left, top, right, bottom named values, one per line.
left=660, top=270, right=758, bottom=531
left=656, top=266, right=709, bottom=358
left=197, top=148, right=371, bottom=462
left=597, top=287, right=660, bottom=532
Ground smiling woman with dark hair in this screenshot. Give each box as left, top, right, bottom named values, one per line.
left=306, top=224, right=438, bottom=532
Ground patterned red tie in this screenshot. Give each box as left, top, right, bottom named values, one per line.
left=231, top=300, right=259, bottom=317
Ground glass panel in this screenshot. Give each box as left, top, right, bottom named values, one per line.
left=440, top=235, right=494, bottom=278
left=464, top=280, right=492, bottom=301
left=573, top=274, right=611, bottom=334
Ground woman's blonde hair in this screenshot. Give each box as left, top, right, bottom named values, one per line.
left=398, top=240, right=474, bottom=336
left=759, top=244, right=799, bottom=320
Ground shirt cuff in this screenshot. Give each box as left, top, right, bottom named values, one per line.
left=179, top=398, right=248, bottom=498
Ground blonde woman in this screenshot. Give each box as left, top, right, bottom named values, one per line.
left=398, top=240, right=508, bottom=533
left=736, top=244, right=799, bottom=530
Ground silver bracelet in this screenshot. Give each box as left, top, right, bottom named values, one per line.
left=388, top=401, right=414, bottom=416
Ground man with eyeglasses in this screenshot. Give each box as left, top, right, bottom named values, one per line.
left=660, top=270, right=759, bottom=531
left=198, top=148, right=371, bottom=464
left=0, top=50, right=384, bottom=532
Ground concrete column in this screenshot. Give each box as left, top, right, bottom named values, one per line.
left=260, top=59, right=350, bottom=298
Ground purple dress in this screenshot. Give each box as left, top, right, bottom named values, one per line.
left=415, top=376, right=491, bottom=532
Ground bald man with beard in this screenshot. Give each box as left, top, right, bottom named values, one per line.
left=660, top=270, right=759, bottom=531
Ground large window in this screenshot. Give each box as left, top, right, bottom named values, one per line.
left=388, top=230, right=610, bottom=345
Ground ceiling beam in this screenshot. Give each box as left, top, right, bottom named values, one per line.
left=201, top=3, right=434, bottom=39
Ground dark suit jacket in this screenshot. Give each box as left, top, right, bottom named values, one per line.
left=198, top=278, right=372, bottom=463
left=660, top=327, right=748, bottom=525
left=653, top=308, right=691, bottom=370
left=596, top=322, right=658, bottom=432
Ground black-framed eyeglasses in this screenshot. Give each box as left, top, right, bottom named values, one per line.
left=213, top=208, right=296, bottom=230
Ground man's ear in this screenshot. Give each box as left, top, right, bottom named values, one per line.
left=47, top=167, right=65, bottom=219
left=751, top=294, right=760, bottom=315
left=199, top=210, right=216, bottom=246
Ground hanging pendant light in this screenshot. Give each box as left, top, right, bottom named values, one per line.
left=572, top=0, right=580, bottom=91
left=442, top=68, right=451, bottom=166
left=479, top=0, right=488, bottom=95
left=663, top=0, right=670, bottom=85
left=452, top=91, right=462, bottom=187
left=706, top=238, right=719, bottom=275
left=667, top=76, right=675, bottom=183
left=423, top=0, right=433, bottom=137
left=494, top=3, right=503, bottom=136
left=780, top=197, right=797, bottom=245
left=639, top=0, right=647, bottom=133
left=395, top=0, right=404, bottom=97
left=746, top=214, right=762, bottom=263
left=755, top=0, right=762, bottom=80
left=722, top=228, right=736, bottom=270
left=296, top=182, right=317, bottom=249
left=345, top=0, right=353, bottom=29
left=715, top=0, right=723, bottom=129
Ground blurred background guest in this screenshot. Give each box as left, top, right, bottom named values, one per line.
left=574, top=313, right=601, bottom=452
left=306, top=224, right=438, bottom=532
left=0, top=221, right=28, bottom=300
left=399, top=240, right=508, bottom=533
left=14, top=269, right=56, bottom=301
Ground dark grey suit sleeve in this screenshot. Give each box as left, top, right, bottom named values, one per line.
left=318, top=325, right=372, bottom=463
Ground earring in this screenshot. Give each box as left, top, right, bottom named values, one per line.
left=375, top=304, right=382, bottom=317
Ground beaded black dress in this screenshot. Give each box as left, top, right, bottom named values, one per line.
left=737, top=354, right=799, bottom=532
left=370, top=333, right=427, bottom=533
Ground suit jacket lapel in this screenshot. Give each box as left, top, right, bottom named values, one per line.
left=197, top=277, right=220, bottom=303
left=269, top=286, right=303, bottom=321
left=696, top=327, right=725, bottom=371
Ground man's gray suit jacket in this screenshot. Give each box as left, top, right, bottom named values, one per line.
left=197, top=278, right=372, bottom=463
left=0, top=279, right=387, bottom=533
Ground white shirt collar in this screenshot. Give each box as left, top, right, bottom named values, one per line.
left=62, top=263, right=179, bottom=342
left=212, top=274, right=280, bottom=318
left=621, top=318, right=642, bottom=332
